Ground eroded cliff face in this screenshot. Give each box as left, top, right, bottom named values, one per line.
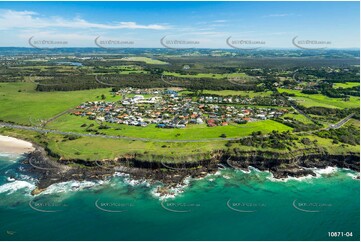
left=224, top=151, right=360, bottom=178
left=24, top=145, right=360, bottom=195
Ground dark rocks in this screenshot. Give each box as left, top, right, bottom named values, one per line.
left=224, top=152, right=359, bottom=179
left=23, top=145, right=360, bottom=195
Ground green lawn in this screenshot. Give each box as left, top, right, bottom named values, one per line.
left=278, top=88, right=360, bottom=109
left=0, top=82, right=118, bottom=125
left=333, top=82, right=360, bottom=89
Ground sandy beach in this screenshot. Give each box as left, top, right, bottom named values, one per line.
left=0, top=135, right=35, bottom=155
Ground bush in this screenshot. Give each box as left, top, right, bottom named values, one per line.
left=64, top=134, right=80, bottom=140
left=300, top=138, right=311, bottom=145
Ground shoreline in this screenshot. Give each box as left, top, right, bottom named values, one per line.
left=0, top=135, right=35, bottom=155
left=25, top=145, right=360, bottom=195
left=0, top=135, right=359, bottom=196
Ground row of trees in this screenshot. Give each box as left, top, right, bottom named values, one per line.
left=35, top=73, right=262, bottom=92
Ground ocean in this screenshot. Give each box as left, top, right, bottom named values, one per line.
left=0, top=154, right=359, bottom=241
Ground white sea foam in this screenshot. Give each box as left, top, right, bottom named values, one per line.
left=113, top=172, right=130, bottom=178
left=151, top=185, right=185, bottom=200
left=237, top=169, right=251, bottom=174
left=313, top=166, right=338, bottom=176
left=0, top=180, right=35, bottom=195
left=214, top=171, right=222, bottom=176
left=346, top=172, right=359, bottom=180
left=18, top=174, right=37, bottom=182
left=192, top=172, right=215, bottom=181
left=42, top=180, right=104, bottom=195
left=18, top=166, right=26, bottom=172
left=123, top=177, right=150, bottom=187
left=266, top=173, right=315, bottom=182
left=249, top=166, right=263, bottom=173
left=301, top=166, right=339, bottom=178
left=0, top=153, right=22, bottom=160
left=236, top=166, right=259, bottom=174
left=151, top=176, right=191, bottom=200
left=266, top=166, right=342, bottom=182
left=114, top=172, right=151, bottom=187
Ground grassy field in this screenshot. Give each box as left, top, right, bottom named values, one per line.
left=302, top=135, right=360, bottom=155
left=46, top=136, right=223, bottom=161
left=333, top=82, right=360, bottom=89
left=47, top=115, right=292, bottom=140
left=120, top=57, right=168, bottom=65
left=0, top=127, right=225, bottom=161
left=0, top=82, right=118, bottom=125
left=283, top=113, right=313, bottom=124
left=278, top=88, right=360, bottom=109
left=2, top=125, right=358, bottom=162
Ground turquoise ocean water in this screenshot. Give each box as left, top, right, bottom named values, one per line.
left=0, top=154, right=359, bottom=241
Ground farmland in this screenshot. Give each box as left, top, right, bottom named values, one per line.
left=278, top=88, right=360, bottom=109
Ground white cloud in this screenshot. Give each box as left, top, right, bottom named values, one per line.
left=0, top=9, right=169, bottom=30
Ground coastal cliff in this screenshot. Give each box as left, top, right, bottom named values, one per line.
left=23, top=145, right=360, bottom=195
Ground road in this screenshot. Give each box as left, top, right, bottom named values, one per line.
left=288, top=102, right=316, bottom=123
left=276, top=89, right=316, bottom=124
left=327, top=113, right=355, bottom=130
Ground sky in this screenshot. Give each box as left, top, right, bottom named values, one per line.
left=0, top=1, right=359, bottom=49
